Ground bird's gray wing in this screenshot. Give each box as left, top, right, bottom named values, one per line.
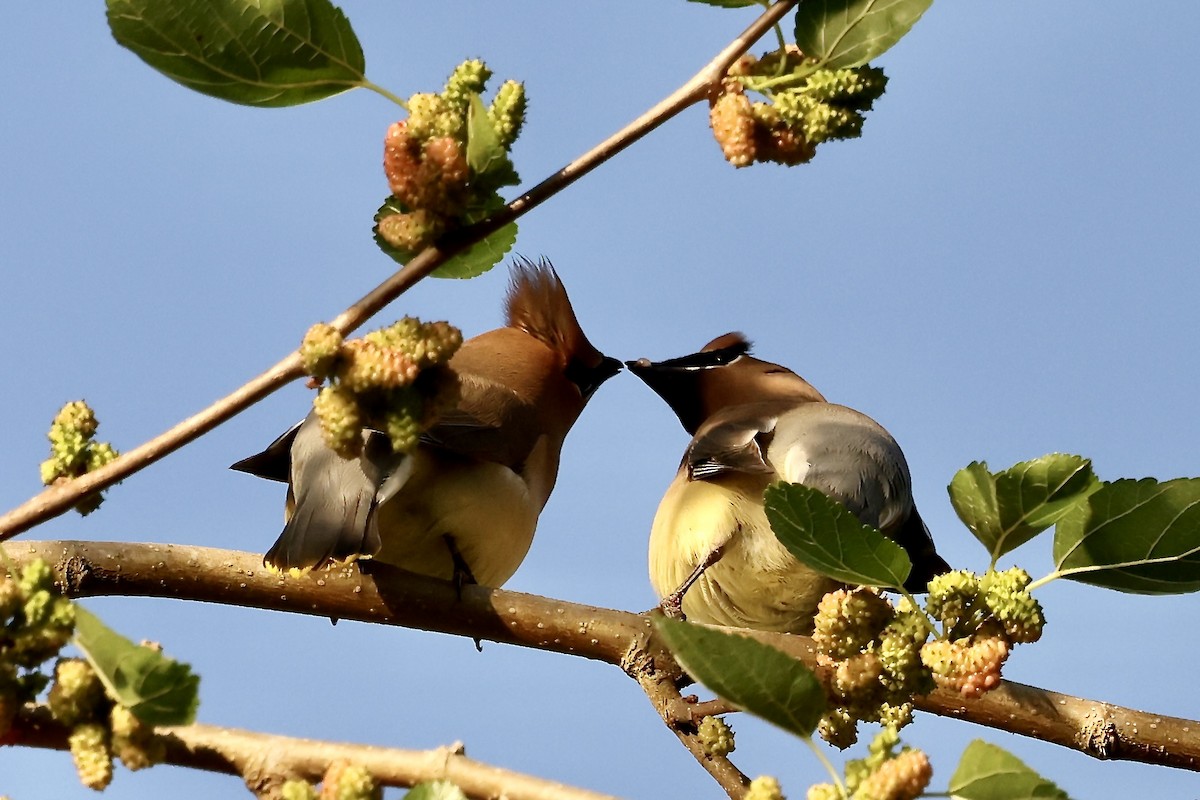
left=263, top=415, right=401, bottom=570
left=683, top=403, right=790, bottom=481
left=767, top=403, right=949, bottom=590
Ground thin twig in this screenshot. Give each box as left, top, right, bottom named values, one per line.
left=0, top=0, right=797, bottom=543
left=11, top=706, right=621, bottom=800
left=632, top=665, right=751, bottom=799
left=667, top=697, right=744, bottom=727
left=9, top=540, right=1200, bottom=775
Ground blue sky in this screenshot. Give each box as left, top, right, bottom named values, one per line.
left=3, top=2, right=1199, bottom=797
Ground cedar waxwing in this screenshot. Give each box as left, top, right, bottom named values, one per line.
left=232, top=258, right=622, bottom=587
left=628, top=333, right=948, bottom=633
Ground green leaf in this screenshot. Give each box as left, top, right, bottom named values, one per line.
left=404, top=781, right=469, bottom=800
left=794, top=0, right=933, bottom=70
left=73, top=606, right=200, bottom=725
left=466, top=94, right=505, bottom=177
left=764, top=482, right=911, bottom=588
left=372, top=195, right=517, bottom=280
left=466, top=94, right=521, bottom=192
left=949, top=740, right=1070, bottom=799
left=106, top=0, right=367, bottom=107
left=655, top=618, right=825, bottom=738
left=1052, top=478, right=1200, bottom=594
left=948, top=454, right=1100, bottom=561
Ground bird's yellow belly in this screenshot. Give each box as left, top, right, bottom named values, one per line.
left=649, top=476, right=839, bottom=633
left=373, top=452, right=538, bottom=588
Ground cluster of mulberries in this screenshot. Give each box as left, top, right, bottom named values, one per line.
left=281, top=760, right=383, bottom=800
left=808, top=727, right=932, bottom=800
left=0, top=559, right=76, bottom=738
left=48, top=656, right=165, bottom=789
left=376, top=59, right=526, bottom=259
left=919, top=568, right=1044, bottom=698
left=811, top=567, right=1045, bottom=743
left=811, top=589, right=932, bottom=748
left=709, top=48, right=887, bottom=169
left=697, top=714, right=736, bottom=757
left=298, top=318, right=463, bottom=458
left=38, top=401, right=120, bottom=515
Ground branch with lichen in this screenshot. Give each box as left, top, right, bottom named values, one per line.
left=10, top=705, right=620, bottom=800
left=0, top=0, right=799, bottom=543
left=6, top=540, right=1200, bottom=783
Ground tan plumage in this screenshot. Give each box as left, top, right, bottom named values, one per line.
left=630, top=333, right=947, bottom=633
left=233, top=258, right=621, bottom=586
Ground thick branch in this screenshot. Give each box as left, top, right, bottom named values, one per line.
left=0, top=0, right=796, bottom=543
left=11, top=706, right=619, bottom=800
left=9, top=540, right=1200, bottom=775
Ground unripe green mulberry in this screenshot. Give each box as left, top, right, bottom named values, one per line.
left=48, top=658, right=107, bottom=726
left=383, top=390, right=423, bottom=454
left=803, top=67, right=887, bottom=111
left=22, top=589, right=54, bottom=627
left=367, top=318, right=463, bottom=369
left=813, top=588, right=895, bottom=661
left=40, top=402, right=120, bottom=514
left=710, top=89, right=757, bottom=167
left=68, top=722, right=113, bottom=790
left=0, top=572, right=24, bottom=619
left=301, top=323, right=345, bottom=381
left=876, top=702, right=914, bottom=730
left=85, top=442, right=118, bottom=472
left=697, top=715, right=736, bottom=757
left=321, top=760, right=381, bottom=800
left=444, top=59, right=493, bottom=114
left=925, top=570, right=983, bottom=637
left=19, top=559, right=53, bottom=595
left=110, top=704, right=164, bottom=770
left=877, top=609, right=933, bottom=697
left=283, top=780, right=320, bottom=800
left=818, top=706, right=858, bottom=750
left=745, top=776, right=784, bottom=800
left=313, top=386, right=363, bottom=459
left=54, top=401, right=99, bottom=439
left=772, top=92, right=863, bottom=145
left=406, top=93, right=462, bottom=142
left=980, top=567, right=1045, bottom=644
left=377, top=210, right=442, bottom=256
left=489, top=80, right=527, bottom=148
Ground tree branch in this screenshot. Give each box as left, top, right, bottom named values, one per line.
left=10, top=706, right=620, bottom=800
left=8, top=540, right=1200, bottom=775
left=0, top=0, right=797, bottom=543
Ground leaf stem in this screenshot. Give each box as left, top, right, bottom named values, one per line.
left=803, top=735, right=847, bottom=796
left=1027, top=571, right=1062, bottom=592
left=362, top=79, right=409, bottom=110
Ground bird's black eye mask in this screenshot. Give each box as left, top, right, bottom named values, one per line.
left=643, top=340, right=751, bottom=371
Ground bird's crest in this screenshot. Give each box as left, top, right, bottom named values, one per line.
left=505, top=256, right=603, bottom=367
